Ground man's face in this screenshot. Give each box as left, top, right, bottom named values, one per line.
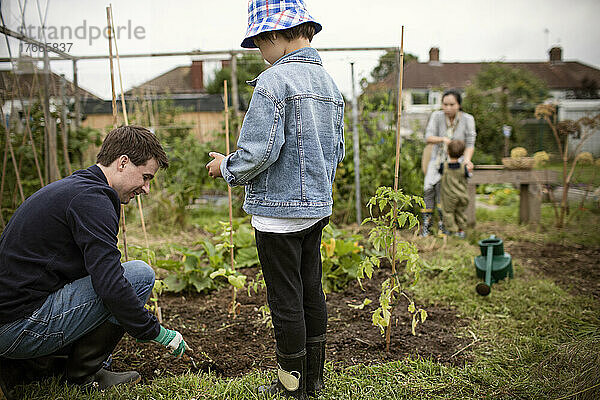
left=113, top=157, right=159, bottom=204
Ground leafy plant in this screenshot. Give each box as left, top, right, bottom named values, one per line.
left=159, top=219, right=259, bottom=294
left=358, top=187, right=426, bottom=348
left=320, top=224, right=365, bottom=293
left=535, top=104, right=600, bottom=227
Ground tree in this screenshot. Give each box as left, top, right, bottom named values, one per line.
left=370, top=50, right=418, bottom=82
left=462, top=64, right=549, bottom=162
left=206, top=53, right=267, bottom=109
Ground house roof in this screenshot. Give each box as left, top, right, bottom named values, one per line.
left=125, top=66, right=200, bottom=95
left=82, top=93, right=227, bottom=115
left=0, top=69, right=101, bottom=101
left=369, top=60, right=600, bottom=92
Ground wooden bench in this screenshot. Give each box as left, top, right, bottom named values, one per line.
left=467, top=166, right=560, bottom=226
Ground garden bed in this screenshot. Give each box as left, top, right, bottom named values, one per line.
left=111, top=267, right=471, bottom=382
left=506, top=240, right=600, bottom=300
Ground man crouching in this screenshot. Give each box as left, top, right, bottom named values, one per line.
left=0, top=126, right=188, bottom=399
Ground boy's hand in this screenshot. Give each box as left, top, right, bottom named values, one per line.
left=206, top=152, right=225, bottom=178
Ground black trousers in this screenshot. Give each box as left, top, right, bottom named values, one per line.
left=255, top=217, right=329, bottom=355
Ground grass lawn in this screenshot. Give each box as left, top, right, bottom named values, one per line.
left=16, top=205, right=600, bottom=400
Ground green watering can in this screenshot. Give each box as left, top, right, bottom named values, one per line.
left=474, top=235, right=513, bottom=296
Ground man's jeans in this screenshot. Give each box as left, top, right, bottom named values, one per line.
left=0, top=260, right=154, bottom=359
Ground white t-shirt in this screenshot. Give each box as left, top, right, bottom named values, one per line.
left=251, top=215, right=321, bottom=233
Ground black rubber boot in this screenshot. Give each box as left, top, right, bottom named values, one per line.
left=305, top=335, right=326, bottom=398
left=1, top=354, right=68, bottom=400
left=66, top=320, right=140, bottom=391
left=421, top=212, right=433, bottom=237
left=258, top=348, right=307, bottom=399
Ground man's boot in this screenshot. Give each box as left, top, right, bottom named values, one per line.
left=258, top=348, right=307, bottom=399
left=305, top=335, right=326, bottom=398
left=1, top=354, right=69, bottom=400
left=67, top=320, right=140, bottom=391
left=420, top=212, right=433, bottom=237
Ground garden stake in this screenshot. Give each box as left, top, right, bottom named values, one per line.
left=0, top=20, right=45, bottom=189
left=0, top=110, right=25, bottom=203
left=223, top=80, right=240, bottom=318
left=386, top=26, right=405, bottom=353
left=110, top=5, right=162, bottom=321
left=106, top=5, right=128, bottom=261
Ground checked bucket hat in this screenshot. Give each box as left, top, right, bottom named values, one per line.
left=241, top=0, right=322, bottom=48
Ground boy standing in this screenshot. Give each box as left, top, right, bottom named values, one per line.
left=439, top=139, right=470, bottom=238
left=206, top=1, right=345, bottom=398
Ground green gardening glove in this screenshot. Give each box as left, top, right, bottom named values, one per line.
left=152, top=326, right=190, bottom=358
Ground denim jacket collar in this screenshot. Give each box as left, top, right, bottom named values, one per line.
left=247, top=47, right=322, bottom=87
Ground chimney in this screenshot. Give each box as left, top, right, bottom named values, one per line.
left=191, top=60, right=204, bottom=91
left=429, top=47, right=441, bottom=65
left=549, top=47, right=562, bottom=63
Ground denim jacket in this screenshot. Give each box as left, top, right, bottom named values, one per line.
left=220, top=47, right=345, bottom=218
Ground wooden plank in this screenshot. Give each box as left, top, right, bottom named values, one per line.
left=469, top=169, right=559, bottom=185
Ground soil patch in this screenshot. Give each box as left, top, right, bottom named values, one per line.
left=112, top=268, right=470, bottom=382
left=506, top=240, right=600, bottom=300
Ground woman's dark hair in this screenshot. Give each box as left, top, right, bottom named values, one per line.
left=442, top=89, right=462, bottom=109
left=96, top=125, right=169, bottom=169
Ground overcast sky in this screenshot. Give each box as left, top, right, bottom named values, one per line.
left=1, top=0, right=599, bottom=100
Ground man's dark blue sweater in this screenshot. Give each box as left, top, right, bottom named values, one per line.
left=0, top=165, right=160, bottom=340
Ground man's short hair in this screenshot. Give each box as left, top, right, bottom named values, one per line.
left=96, top=125, right=169, bottom=169
left=255, top=22, right=317, bottom=44
left=448, top=139, right=465, bottom=159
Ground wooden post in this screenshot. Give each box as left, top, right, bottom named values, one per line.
left=42, top=47, right=60, bottom=182
left=230, top=52, right=240, bottom=119
left=72, top=59, right=81, bottom=130
left=350, top=62, right=361, bottom=223
left=467, top=183, right=477, bottom=227
left=59, top=75, right=72, bottom=175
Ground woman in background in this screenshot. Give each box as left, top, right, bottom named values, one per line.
left=421, top=89, right=476, bottom=236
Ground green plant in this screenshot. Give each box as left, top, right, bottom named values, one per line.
left=487, top=186, right=519, bottom=206
left=320, top=224, right=365, bottom=293
left=535, top=105, right=600, bottom=227
left=160, top=219, right=259, bottom=294
left=359, top=187, right=426, bottom=348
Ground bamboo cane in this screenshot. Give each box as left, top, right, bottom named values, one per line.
left=111, top=6, right=161, bottom=321
left=224, top=80, right=239, bottom=317
left=109, top=6, right=150, bottom=253
left=0, top=30, right=45, bottom=187
left=106, top=6, right=128, bottom=261
left=0, top=134, right=8, bottom=227
left=0, top=110, right=25, bottom=203
left=386, top=26, right=405, bottom=353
